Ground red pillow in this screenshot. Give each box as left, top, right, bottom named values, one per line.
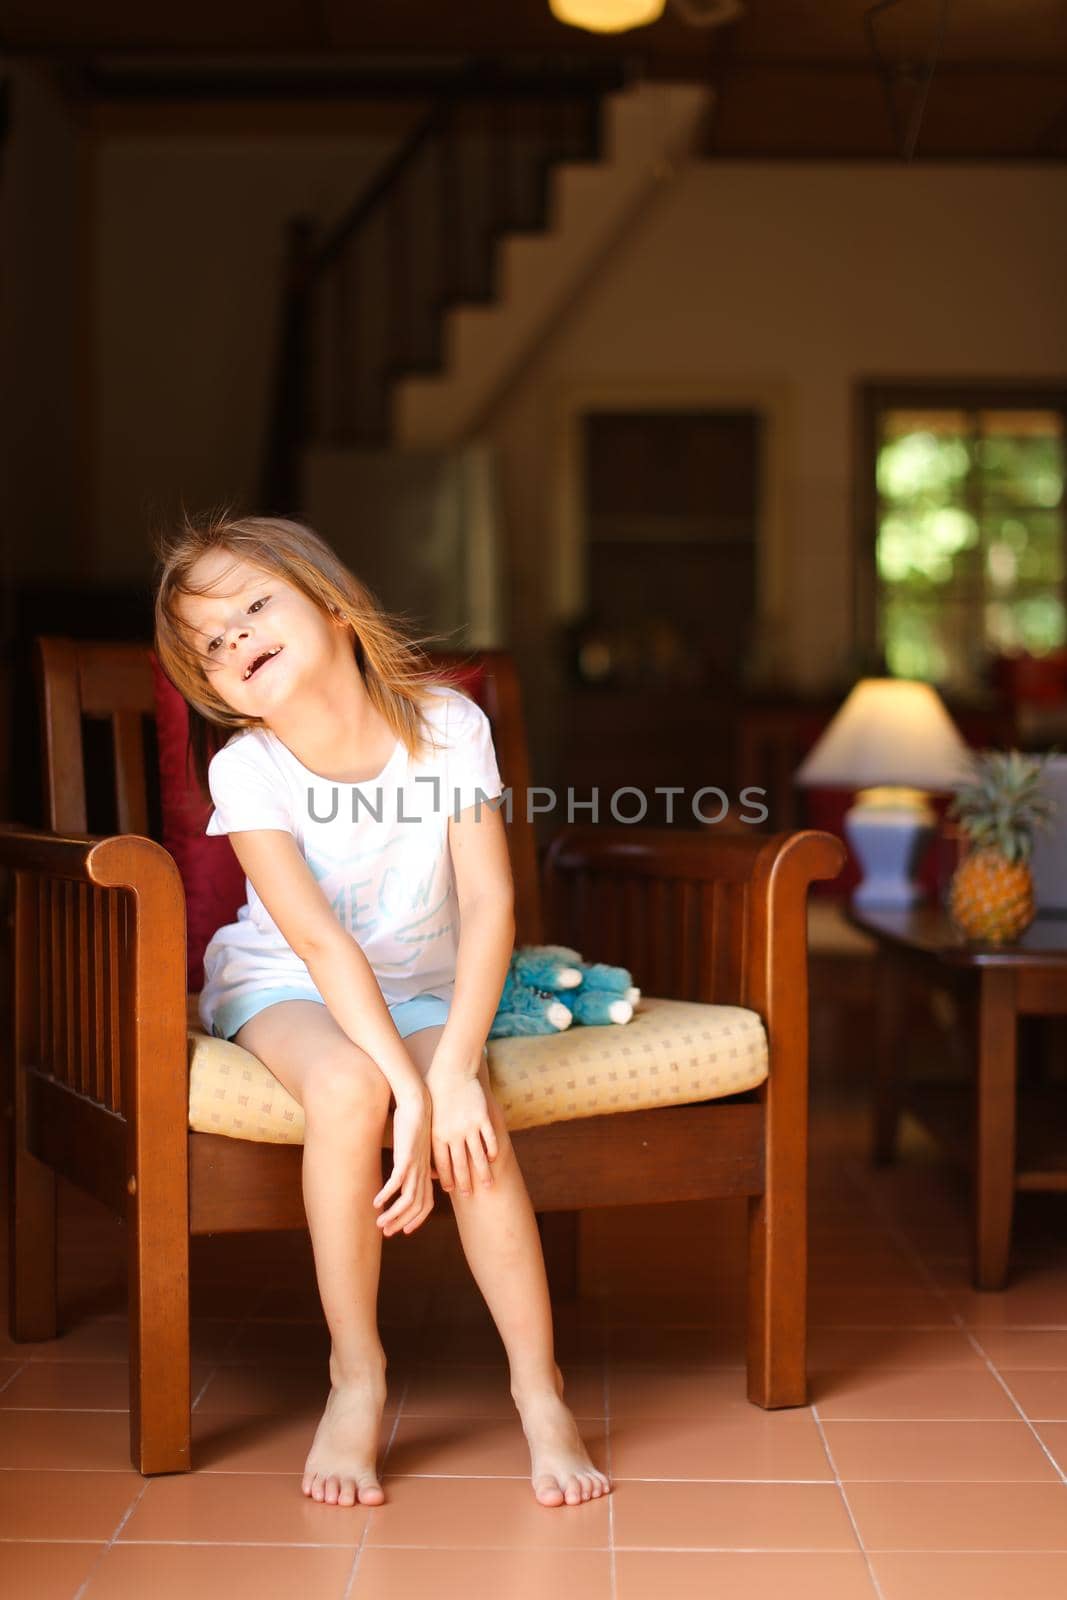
left=150, top=654, right=246, bottom=993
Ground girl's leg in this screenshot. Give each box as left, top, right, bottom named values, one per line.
left=232, top=999, right=393, bottom=1508
left=405, top=1025, right=611, bottom=1508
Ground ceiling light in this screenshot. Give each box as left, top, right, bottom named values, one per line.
left=549, top=1, right=666, bottom=35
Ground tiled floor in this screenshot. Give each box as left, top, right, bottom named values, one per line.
left=3, top=1077, right=1067, bottom=1600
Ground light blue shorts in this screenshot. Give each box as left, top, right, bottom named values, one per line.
left=211, top=988, right=451, bottom=1044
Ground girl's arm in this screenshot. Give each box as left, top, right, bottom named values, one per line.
left=425, top=800, right=515, bottom=1196
left=224, top=827, right=428, bottom=1108
left=433, top=799, right=515, bottom=1077
left=224, top=828, right=433, bottom=1235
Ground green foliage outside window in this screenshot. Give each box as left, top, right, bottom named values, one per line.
left=875, top=409, right=1065, bottom=692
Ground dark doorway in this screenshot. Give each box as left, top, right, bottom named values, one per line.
left=559, top=408, right=762, bottom=827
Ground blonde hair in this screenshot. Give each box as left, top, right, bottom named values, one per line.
left=153, top=509, right=471, bottom=792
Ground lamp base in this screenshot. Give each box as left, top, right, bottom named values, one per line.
left=844, top=789, right=936, bottom=909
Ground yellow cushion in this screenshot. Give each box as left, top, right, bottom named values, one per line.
left=186, top=995, right=768, bottom=1143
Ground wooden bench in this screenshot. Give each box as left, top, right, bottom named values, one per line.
left=2, top=637, right=845, bottom=1473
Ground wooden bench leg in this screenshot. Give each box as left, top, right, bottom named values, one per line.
left=746, top=1185, right=807, bottom=1409
left=747, top=1012, right=808, bottom=1411
left=537, top=1210, right=580, bottom=1302
left=8, top=1130, right=58, bottom=1342
left=126, top=1169, right=191, bottom=1475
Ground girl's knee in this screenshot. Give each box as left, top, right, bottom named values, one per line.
left=302, top=1047, right=391, bottom=1133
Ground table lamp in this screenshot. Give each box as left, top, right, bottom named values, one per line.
left=794, top=678, right=971, bottom=908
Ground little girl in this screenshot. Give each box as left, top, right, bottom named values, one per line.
left=153, top=512, right=611, bottom=1512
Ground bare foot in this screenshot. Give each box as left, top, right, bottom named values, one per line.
left=302, top=1368, right=387, bottom=1508
left=513, top=1364, right=612, bottom=1508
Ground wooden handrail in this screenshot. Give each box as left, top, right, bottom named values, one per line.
left=309, top=101, right=450, bottom=280
left=261, top=63, right=614, bottom=484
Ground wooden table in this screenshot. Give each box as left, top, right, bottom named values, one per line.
left=845, top=903, right=1067, bottom=1291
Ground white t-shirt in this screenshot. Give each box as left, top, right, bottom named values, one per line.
left=197, top=684, right=503, bottom=1035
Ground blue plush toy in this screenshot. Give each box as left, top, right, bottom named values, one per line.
left=570, top=960, right=641, bottom=1026
left=488, top=944, right=641, bottom=1038
left=512, top=944, right=583, bottom=992
left=487, top=960, right=573, bottom=1039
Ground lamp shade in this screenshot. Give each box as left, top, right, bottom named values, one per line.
left=549, top=0, right=666, bottom=32
left=795, top=678, right=970, bottom=792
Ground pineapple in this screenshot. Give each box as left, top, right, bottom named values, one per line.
left=947, top=749, right=1057, bottom=944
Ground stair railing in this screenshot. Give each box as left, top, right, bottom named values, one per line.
left=262, top=63, right=622, bottom=508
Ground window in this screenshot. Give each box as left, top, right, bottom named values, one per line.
left=856, top=385, right=1067, bottom=696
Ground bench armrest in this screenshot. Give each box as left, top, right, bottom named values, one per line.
left=0, top=825, right=188, bottom=1122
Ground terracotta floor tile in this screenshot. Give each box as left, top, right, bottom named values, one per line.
left=227, top=1318, right=332, bottom=1363
left=417, top=1308, right=604, bottom=1364
left=191, top=1407, right=394, bottom=1473
left=846, top=1481, right=1067, bottom=1550
left=119, top=1470, right=369, bottom=1545
left=0, top=1358, right=130, bottom=1409
left=2, top=1315, right=246, bottom=1365
left=193, top=1358, right=401, bottom=1417
left=82, top=1542, right=356, bottom=1599
left=349, top=1546, right=612, bottom=1598
left=584, top=1266, right=746, bottom=1299
left=0, top=1357, right=24, bottom=1394
left=61, top=1282, right=127, bottom=1320
left=590, top=1290, right=746, bottom=1327
left=401, top=1362, right=605, bottom=1419
left=808, top=1329, right=985, bottom=1372
left=808, top=1290, right=956, bottom=1328
left=809, top=1238, right=918, bottom=1265
left=0, top=1359, right=214, bottom=1411
left=974, top=1330, right=1067, bottom=1369
left=998, top=1369, right=1067, bottom=1419
left=251, top=1279, right=429, bottom=1325
left=809, top=1215, right=897, bottom=1241
left=0, top=1541, right=104, bottom=1600
left=613, top=1480, right=859, bottom=1551
left=0, top=1469, right=144, bottom=1540
left=3, top=1087, right=1066, bottom=1574
left=190, top=1278, right=268, bottom=1319
left=812, top=1367, right=1018, bottom=1420
left=823, top=1419, right=1060, bottom=1480
left=809, top=1257, right=931, bottom=1290
left=0, top=1408, right=133, bottom=1470
left=942, top=1274, right=1067, bottom=1329
left=869, top=1551, right=1067, bottom=1600
left=1033, top=1421, right=1067, bottom=1473
left=609, top=1362, right=769, bottom=1419
left=362, top=1473, right=610, bottom=1547
left=615, top=1550, right=879, bottom=1599
left=607, top=1324, right=745, bottom=1365
left=384, top=1415, right=608, bottom=1479
left=610, top=1408, right=833, bottom=1481
left=0, top=1315, right=132, bottom=1362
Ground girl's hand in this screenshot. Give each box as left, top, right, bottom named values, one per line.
left=426, top=1074, right=499, bottom=1198
left=374, top=1086, right=433, bottom=1237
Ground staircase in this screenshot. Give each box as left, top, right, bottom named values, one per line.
left=263, top=71, right=709, bottom=647
left=263, top=67, right=622, bottom=505
left=264, top=72, right=710, bottom=498
left=393, top=83, right=709, bottom=448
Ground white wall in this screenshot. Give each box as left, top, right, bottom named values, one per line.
left=485, top=162, right=1067, bottom=697
left=92, top=133, right=406, bottom=581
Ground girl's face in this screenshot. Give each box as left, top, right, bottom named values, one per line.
left=175, top=549, right=348, bottom=717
